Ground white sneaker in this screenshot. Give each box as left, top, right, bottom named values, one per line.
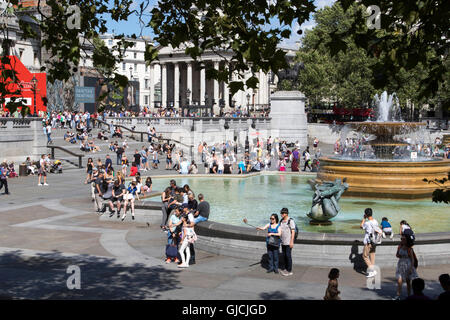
left=44, top=183, right=49, bottom=186
left=177, top=263, right=189, bottom=268
left=38, top=183, right=42, bottom=186
left=366, top=270, right=377, bottom=278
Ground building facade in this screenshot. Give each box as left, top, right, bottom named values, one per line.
left=154, top=44, right=271, bottom=114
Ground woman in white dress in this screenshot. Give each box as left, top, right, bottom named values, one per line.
left=394, top=235, right=418, bottom=300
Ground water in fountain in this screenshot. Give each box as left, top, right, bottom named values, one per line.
left=332, top=91, right=432, bottom=161
left=374, top=91, right=402, bottom=122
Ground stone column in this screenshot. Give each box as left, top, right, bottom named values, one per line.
left=149, top=64, right=155, bottom=110
left=174, top=62, right=180, bottom=109
left=161, top=63, right=167, bottom=108
left=200, top=64, right=206, bottom=105
left=258, top=70, right=264, bottom=107
left=224, top=82, right=230, bottom=111
left=187, top=62, right=192, bottom=104
left=213, top=61, right=220, bottom=115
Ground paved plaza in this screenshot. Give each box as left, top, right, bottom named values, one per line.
left=0, top=159, right=448, bottom=300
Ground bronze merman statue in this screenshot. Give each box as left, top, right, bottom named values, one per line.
left=308, top=178, right=349, bottom=222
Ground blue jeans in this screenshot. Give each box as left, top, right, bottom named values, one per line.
left=281, top=245, right=292, bottom=272
left=267, top=245, right=279, bottom=272
left=194, top=215, right=208, bottom=224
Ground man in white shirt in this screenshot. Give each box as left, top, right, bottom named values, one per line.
left=179, top=158, right=190, bottom=174
left=360, top=208, right=382, bottom=278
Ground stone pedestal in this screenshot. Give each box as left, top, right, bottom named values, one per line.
left=270, top=91, right=307, bottom=146
left=0, top=118, right=47, bottom=163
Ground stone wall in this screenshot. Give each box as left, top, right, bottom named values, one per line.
left=0, top=118, right=47, bottom=163
left=106, top=116, right=274, bottom=161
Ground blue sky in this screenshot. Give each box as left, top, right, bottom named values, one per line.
left=105, top=0, right=336, bottom=49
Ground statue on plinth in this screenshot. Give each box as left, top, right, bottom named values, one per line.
left=307, top=178, right=349, bottom=223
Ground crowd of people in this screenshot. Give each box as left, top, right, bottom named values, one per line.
left=334, top=136, right=450, bottom=160
left=87, top=161, right=153, bottom=220
left=101, top=107, right=270, bottom=119
left=160, top=179, right=210, bottom=267
left=196, top=137, right=321, bottom=175
left=1, top=109, right=448, bottom=300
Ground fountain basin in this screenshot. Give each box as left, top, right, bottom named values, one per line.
left=315, top=157, right=450, bottom=199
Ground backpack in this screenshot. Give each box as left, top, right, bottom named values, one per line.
left=368, top=221, right=382, bottom=245
left=403, top=228, right=415, bottom=246
left=288, top=218, right=299, bottom=240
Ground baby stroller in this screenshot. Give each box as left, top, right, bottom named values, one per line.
left=8, top=163, right=18, bottom=178
left=50, top=160, right=63, bottom=173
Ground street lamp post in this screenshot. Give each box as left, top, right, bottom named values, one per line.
left=246, top=93, right=250, bottom=117
left=31, top=76, right=38, bottom=117
left=205, top=93, right=209, bottom=116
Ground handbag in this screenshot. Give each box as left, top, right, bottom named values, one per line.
left=187, top=232, right=198, bottom=244
left=267, top=235, right=280, bottom=248
left=165, top=244, right=178, bottom=258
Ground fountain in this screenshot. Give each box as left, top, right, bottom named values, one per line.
left=312, top=92, right=450, bottom=199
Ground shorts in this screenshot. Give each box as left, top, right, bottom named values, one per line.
left=124, top=194, right=134, bottom=200
left=153, top=160, right=158, bottom=164
left=112, top=197, right=123, bottom=202
left=383, top=227, right=392, bottom=235
left=142, top=158, right=147, bottom=164
left=38, top=169, right=46, bottom=176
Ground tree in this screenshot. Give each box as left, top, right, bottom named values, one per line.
left=297, top=3, right=376, bottom=107
left=330, top=0, right=449, bottom=99
left=296, top=2, right=446, bottom=113
left=1, top=0, right=448, bottom=107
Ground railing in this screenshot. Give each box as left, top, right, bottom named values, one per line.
left=94, top=118, right=193, bottom=158
left=47, top=145, right=84, bottom=168
left=94, top=118, right=151, bottom=143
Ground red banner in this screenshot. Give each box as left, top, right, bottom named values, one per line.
left=0, top=56, right=47, bottom=114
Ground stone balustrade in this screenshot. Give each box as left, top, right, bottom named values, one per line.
left=105, top=117, right=272, bottom=132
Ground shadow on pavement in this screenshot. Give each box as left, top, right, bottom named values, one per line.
left=259, top=291, right=288, bottom=300
left=0, top=250, right=182, bottom=299
left=349, top=241, right=367, bottom=275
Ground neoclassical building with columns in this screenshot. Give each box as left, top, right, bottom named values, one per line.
left=152, top=44, right=272, bottom=114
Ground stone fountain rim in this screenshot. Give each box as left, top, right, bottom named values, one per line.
left=194, top=220, right=450, bottom=246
